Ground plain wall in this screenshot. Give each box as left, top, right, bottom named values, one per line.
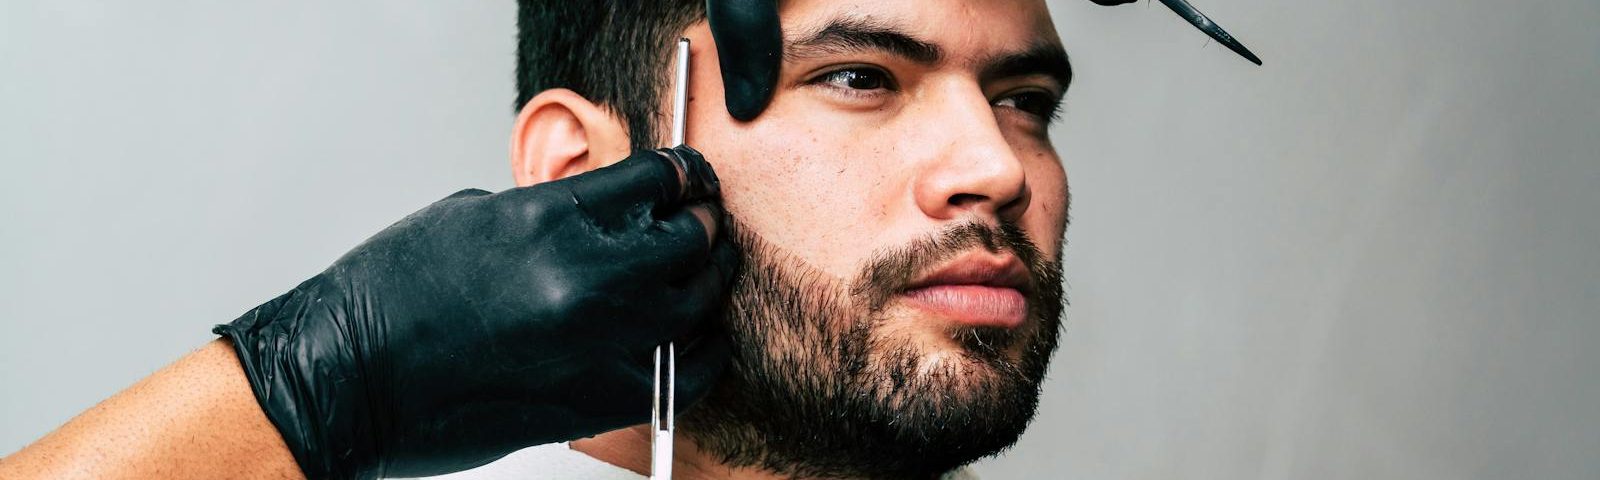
left=3, top=1, right=1597, bottom=478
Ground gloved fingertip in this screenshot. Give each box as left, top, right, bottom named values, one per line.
left=711, top=238, right=742, bottom=284
left=673, top=330, right=732, bottom=410
left=656, top=145, right=720, bottom=202
left=687, top=202, right=722, bottom=247
left=707, top=0, right=782, bottom=121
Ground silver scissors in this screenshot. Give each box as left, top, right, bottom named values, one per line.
left=651, top=37, right=692, bottom=480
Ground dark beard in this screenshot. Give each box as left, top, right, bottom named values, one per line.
left=680, top=220, right=1066, bottom=479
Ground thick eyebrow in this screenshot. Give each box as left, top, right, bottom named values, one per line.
left=785, top=16, right=943, bottom=65
left=979, top=44, right=1074, bottom=92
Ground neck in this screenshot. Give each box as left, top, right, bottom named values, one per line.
left=569, top=424, right=955, bottom=480
left=570, top=425, right=789, bottom=480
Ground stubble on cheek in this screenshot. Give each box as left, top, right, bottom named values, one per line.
left=682, top=216, right=1065, bottom=479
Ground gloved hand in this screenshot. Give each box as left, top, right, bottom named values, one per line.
left=214, top=146, right=737, bottom=480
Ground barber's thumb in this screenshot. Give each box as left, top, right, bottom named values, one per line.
left=558, top=147, right=713, bottom=222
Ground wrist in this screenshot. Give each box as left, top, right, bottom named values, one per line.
left=215, top=280, right=381, bottom=479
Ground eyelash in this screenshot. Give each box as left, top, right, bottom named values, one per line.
left=996, top=90, right=1065, bottom=123
left=806, top=67, right=1063, bottom=122
left=807, top=66, right=898, bottom=97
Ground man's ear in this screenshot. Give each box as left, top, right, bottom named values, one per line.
left=510, top=89, right=632, bottom=187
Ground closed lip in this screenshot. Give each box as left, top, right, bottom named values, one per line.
left=898, top=251, right=1032, bottom=329
left=902, top=251, right=1032, bottom=295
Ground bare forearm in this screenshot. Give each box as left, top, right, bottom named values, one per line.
left=0, top=340, right=303, bottom=480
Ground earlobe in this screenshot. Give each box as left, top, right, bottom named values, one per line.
left=510, top=89, right=631, bottom=187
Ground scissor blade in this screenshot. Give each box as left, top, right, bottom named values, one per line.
left=1156, top=0, right=1263, bottom=65
left=650, top=344, right=675, bottom=479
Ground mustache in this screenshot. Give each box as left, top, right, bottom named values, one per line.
left=850, top=220, right=1050, bottom=313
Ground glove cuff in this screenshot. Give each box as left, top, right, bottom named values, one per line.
left=214, top=277, right=380, bottom=480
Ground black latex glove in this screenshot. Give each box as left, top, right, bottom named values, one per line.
left=214, top=146, right=737, bottom=480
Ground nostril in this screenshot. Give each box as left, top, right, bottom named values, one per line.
left=948, top=193, right=988, bottom=207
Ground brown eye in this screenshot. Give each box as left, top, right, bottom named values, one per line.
left=817, top=68, right=894, bottom=91
left=996, top=91, right=1063, bottom=121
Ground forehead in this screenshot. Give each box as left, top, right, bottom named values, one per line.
left=778, top=0, right=1061, bottom=58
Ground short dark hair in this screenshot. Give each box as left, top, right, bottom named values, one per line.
left=516, top=1, right=706, bottom=151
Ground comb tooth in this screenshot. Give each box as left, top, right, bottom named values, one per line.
left=1156, top=0, right=1264, bottom=65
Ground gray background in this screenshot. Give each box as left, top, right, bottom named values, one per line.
left=2, top=1, right=1596, bottom=478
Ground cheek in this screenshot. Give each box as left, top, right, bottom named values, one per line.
left=689, top=111, right=904, bottom=278
left=679, top=30, right=914, bottom=277
left=1025, top=157, right=1069, bottom=261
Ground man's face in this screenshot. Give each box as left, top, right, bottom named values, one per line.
left=677, top=0, right=1070, bottom=476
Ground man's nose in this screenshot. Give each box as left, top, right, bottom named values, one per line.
left=912, top=87, right=1031, bottom=223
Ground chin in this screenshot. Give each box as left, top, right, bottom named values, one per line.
left=883, top=311, right=1038, bottom=368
